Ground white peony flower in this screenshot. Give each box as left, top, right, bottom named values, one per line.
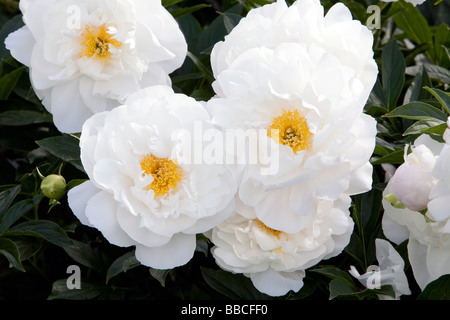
left=382, top=134, right=450, bottom=290
left=428, top=120, right=450, bottom=229
left=5, top=0, right=187, bottom=134
left=208, top=195, right=354, bottom=297
left=68, top=86, right=237, bottom=270
left=207, top=0, right=378, bottom=233
left=428, top=144, right=450, bottom=232
left=349, top=238, right=411, bottom=300
left=390, top=141, right=438, bottom=212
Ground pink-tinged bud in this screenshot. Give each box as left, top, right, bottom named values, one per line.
left=391, top=145, right=437, bottom=212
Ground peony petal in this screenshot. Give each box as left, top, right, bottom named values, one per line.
left=183, top=197, right=236, bottom=234
left=29, top=41, right=62, bottom=91
left=323, top=2, right=352, bottom=27
left=79, top=76, right=115, bottom=114
left=84, top=190, right=136, bottom=247
left=67, top=180, right=99, bottom=227
left=255, top=187, right=315, bottom=233
left=92, top=158, right=131, bottom=198
left=4, top=26, right=35, bottom=67
left=116, top=205, right=171, bottom=248
left=140, top=63, right=171, bottom=88
left=427, top=194, right=450, bottom=222
left=381, top=212, right=410, bottom=245
left=50, top=79, right=93, bottom=133
left=425, top=245, right=450, bottom=286
left=346, top=162, right=373, bottom=196
left=407, top=237, right=432, bottom=290
left=250, top=269, right=305, bottom=297
left=135, top=233, right=196, bottom=269
left=133, top=0, right=187, bottom=73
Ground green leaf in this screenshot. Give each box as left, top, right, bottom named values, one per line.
left=406, top=64, right=450, bottom=84
left=106, top=250, right=141, bottom=283
left=329, top=278, right=396, bottom=300
left=344, top=233, right=366, bottom=270
left=418, top=274, right=450, bottom=300
left=381, top=40, right=406, bottom=110
left=0, top=110, right=52, bottom=126
left=221, top=12, right=242, bottom=33
left=0, top=66, right=25, bottom=100
left=48, top=279, right=108, bottom=300
left=355, top=285, right=396, bottom=300
left=420, top=123, right=448, bottom=136
left=7, top=220, right=73, bottom=247
left=170, top=4, right=211, bottom=19
left=195, top=237, right=209, bottom=257
left=368, top=78, right=388, bottom=109
left=63, top=239, right=110, bottom=274
left=392, top=2, right=432, bottom=46
left=285, top=276, right=318, bottom=300
left=186, top=51, right=214, bottom=83
left=193, top=13, right=228, bottom=56
left=384, top=101, right=448, bottom=121
left=423, top=86, right=450, bottom=114
left=0, top=238, right=25, bottom=272
left=201, top=267, right=270, bottom=300
left=0, top=184, right=21, bottom=221
left=403, top=118, right=446, bottom=136
left=311, top=265, right=357, bottom=289
left=329, top=278, right=357, bottom=300
left=14, top=238, right=42, bottom=261
left=0, top=194, right=42, bottom=235
left=66, top=179, right=88, bottom=191
left=162, top=0, right=186, bottom=7
left=403, top=65, right=432, bottom=104
left=371, top=148, right=405, bottom=165
left=149, top=268, right=171, bottom=287
left=433, top=23, right=450, bottom=68
left=36, top=135, right=84, bottom=172
left=356, top=182, right=383, bottom=230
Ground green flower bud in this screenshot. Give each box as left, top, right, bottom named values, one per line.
left=385, top=193, right=406, bottom=209
left=41, top=174, right=67, bottom=200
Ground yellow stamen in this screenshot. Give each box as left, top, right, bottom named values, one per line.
left=255, top=219, right=283, bottom=239
left=140, top=154, right=183, bottom=198
left=79, top=24, right=122, bottom=61
left=268, top=109, right=312, bottom=153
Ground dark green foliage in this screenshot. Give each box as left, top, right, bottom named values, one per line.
left=0, top=0, right=449, bottom=301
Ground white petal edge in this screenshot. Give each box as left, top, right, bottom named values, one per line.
left=135, top=233, right=196, bottom=270
left=249, top=268, right=305, bottom=297
left=84, top=190, right=136, bottom=248
left=67, top=180, right=98, bottom=227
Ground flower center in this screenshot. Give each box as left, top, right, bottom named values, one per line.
left=140, top=154, right=183, bottom=198
left=255, top=220, right=283, bottom=239
left=79, top=24, right=122, bottom=61
left=267, top=109, right=312, bottom=153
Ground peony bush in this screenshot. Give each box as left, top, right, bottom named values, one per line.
left=0, top=0, right=449, bottom=301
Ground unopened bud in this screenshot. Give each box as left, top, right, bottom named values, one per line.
left=41, top=174, right=67, bottom=200
left=390, top=144, right=437, bottom=212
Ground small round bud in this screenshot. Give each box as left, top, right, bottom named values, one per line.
left=41, top=174, right=67, bottom=200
